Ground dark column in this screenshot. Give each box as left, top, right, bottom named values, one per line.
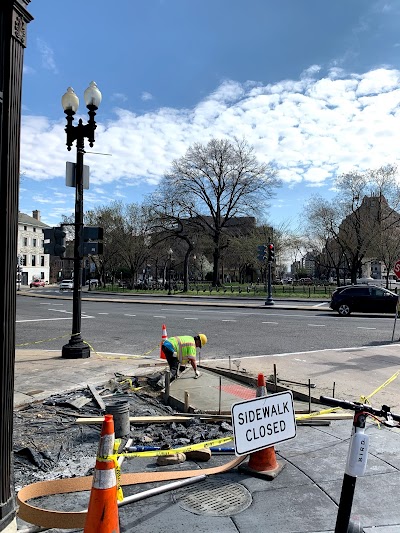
left=0, top=1, right=33, bottom=529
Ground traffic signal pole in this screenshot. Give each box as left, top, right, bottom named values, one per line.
left=265, top=260, right=274, bottom=306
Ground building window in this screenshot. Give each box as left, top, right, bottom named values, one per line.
left=31, top=255, right=36, bottom=267
left=24, top=237, right=28, bottom=246
left=41, top=272, right=45, bottom=280
left=33, top=227, right=36, bottom=232
left=24, top=225, right=27, bottom=231
left=33, top=238, right=37, bottom=247
left=40, top=256, right=45, bottom=266
left=22, top=255, right=27, bottom=266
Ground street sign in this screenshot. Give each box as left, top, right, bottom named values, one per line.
left=394, top=259, right=400, bottom=279
left=231, top=391, right=296, bottom=456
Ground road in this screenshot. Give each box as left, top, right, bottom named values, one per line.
left=16, top=292, right=399, bottom=359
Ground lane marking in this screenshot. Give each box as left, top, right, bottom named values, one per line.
left=307, top=324, right=326, bottom=327
left=262, top=321, right=278, bottom=325
left=222, top=319, right=236, bottom=322
left=201, top=343, right=400, bottom=361
left=357, top=327, right=376, bottom=330
left=17, top=316, right=94, bottom=323
left=313, top=302, right=329, bottom=308
left=98, top=313, right=109, bottom=315
left=184, top=317, right=198, bottom=320
left=124, top=314, right=136, bottom=317
left=153, top=315, right=166, bottom=318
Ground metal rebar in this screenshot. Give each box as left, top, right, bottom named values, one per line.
left=274, top=364, right=277, bottom=392
left=219, top=376, right=222, bottom=414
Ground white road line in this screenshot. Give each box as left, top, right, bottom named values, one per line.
left=222, top=319, right=236, bottom=322
left=40, top=302, right=64, bottom=305
left=153, top=315, right=166, bottom=318
left=262, top=321, right=278, bottom=325
left=17, top=317, right=73, bottom=323
left=313, top=302, right=329, bottom=308
left=307, top=324, right=326, bottom=327
left=357, top=327, right=376, bottom=330
left=184, top=317, right=198, bottom=320
left=124, top=314, right=136, bottom=317
left=98, top=313, right=109, bottom=315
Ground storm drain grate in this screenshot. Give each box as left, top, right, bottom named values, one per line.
left=172, top=477, right=252, bottom=516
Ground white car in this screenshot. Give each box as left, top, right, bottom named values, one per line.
left=59, top=279, right=74, bottom=291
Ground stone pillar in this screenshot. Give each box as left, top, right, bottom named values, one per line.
left=0, top=1, right=33, bottom=530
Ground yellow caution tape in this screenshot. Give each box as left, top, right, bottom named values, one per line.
left=99, top=437, right=233, bottom=461
left=98, top=436, right=234, bottom=501
left=16, top=332, right=73, bottom=347
left=295, top=407, right=343, bottom=420
left=360, top=369, right=400, bottom=404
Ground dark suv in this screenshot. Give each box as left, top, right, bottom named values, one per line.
left=330, top=284, right=398, bottom=316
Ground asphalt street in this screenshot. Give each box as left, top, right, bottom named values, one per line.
left=16, top=292, right=400, bottom=359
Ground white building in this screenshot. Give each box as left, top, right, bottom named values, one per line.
left=18, top=210, right=50, bottom=285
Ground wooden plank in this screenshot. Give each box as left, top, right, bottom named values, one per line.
left=76, top=415, right=194, bottom=425
left=87, top=384, right=106, bottom=410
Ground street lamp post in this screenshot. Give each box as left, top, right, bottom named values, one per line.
left=168, top=249, right=173, bottom=295
left=61, top=82, right=102, bottom=359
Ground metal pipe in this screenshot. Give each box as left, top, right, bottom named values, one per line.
left=218, top=376, right=222, bottom=414
left=118, top=475, right=206, bottom=507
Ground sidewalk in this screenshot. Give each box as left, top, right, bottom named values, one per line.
left=14, top=345, right=400, bottom=532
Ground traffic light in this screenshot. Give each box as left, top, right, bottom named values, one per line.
left=82, top=226, right=104, bottom=241
left=80, top=226, right=104, bottom=255
left=43, top=227, right=66, bottom=257
left=268, top=243, right=275, bottom=262
left=257, top=244, right=267, bottom=261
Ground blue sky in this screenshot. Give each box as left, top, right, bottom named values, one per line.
left=20, top=0, right=400, bottom=229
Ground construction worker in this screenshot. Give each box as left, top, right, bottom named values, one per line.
left=161, top=333, right=207, bottom=381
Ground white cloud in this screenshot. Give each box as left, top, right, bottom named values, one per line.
left=20, top=66, right=400, bottom=197
left=111, top=93, right=128, bottom=102
left=36, top=39, right=57, bottom=73
left=23, top=65, right=35, bottom=75
left=141, top=92, right=153, bottom=101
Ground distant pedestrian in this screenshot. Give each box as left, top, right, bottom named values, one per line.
left=161, top=334, right=207, bottom=381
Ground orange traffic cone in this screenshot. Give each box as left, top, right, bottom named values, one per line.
left=160, top=323, right=168, bottom=359
left=84, top=415, right=119, bottom=533
left=238, top=373, right=284, bottom=481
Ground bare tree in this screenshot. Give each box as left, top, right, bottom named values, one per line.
left=158, top=138, right=280, bottom=285
left=305, top=165, right=400, bottom=284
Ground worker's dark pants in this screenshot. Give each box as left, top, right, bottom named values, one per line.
left=161, top=345, right=185, bottom=381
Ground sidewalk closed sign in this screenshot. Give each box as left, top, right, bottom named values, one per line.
left=232, top=391, right=297, bottom=456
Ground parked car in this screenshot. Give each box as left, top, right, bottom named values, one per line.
left=85, top=279, right=99, bottom=287
left=329, top=284, right=398, bottom=316
left=59, top=279, right=74, bottom=291
left=30, top=279, right=45, bottom=288
left=297, top=278, right=313, bottom=284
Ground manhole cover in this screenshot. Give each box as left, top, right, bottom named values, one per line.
left=172, top=477, right=252, bottom=516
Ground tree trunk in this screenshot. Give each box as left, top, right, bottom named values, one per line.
left=212, top=232, right=221, bottom=286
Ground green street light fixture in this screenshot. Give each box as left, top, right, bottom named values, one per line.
left=61, top=82, right=102, bottom=359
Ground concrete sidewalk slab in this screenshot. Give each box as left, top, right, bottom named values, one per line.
left=201, top=343, right=400, bottom=410
left=14, top=349, right=166, bottom=408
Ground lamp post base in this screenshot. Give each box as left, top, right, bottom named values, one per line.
left=265, top=297, right=275, bottom=306
left=62, top=338, right=90, bottom=359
